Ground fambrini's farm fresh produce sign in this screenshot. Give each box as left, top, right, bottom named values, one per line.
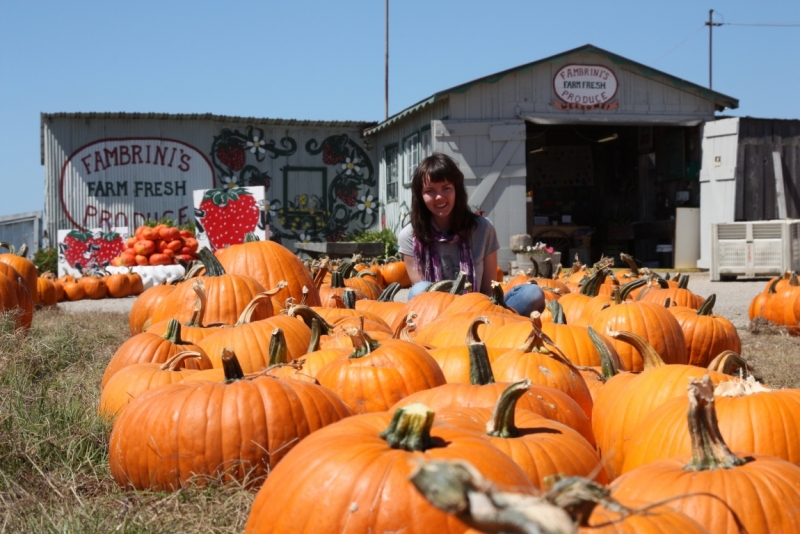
left=60, top=138, right=215, bottom=230
left=552, top=64, right=619, bottom=110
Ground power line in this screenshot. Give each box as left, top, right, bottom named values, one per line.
left=722, top=22, right=800, bottom=27
left=654, top=25, right=705, bottom=65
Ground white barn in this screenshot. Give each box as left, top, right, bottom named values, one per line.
left=367, top=44, right=738, bottom=268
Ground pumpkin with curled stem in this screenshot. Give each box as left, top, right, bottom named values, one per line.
left=244, top=403, right=534, bottom=534
left=436, top=380, right=607, bottom=490
left=316, top=327, right=446, bottom=414
left=109, top=348, right=353, bottom=491
left=612, top=374, right=800, bottom=534
left=102, top=319, right=210, bottom=388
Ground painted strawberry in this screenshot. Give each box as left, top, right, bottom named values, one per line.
left=322, top=141, right=348, bottom=165
left=196, top=182, right=260, bottom=251
left=90, top=231, right=125, bottom=266
left=61, top=230, right=93, bottom=269
left=336, top=188, right=358, bottom=206
left=216, top=141, right=246, bottom=171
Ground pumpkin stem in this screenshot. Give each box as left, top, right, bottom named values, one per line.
left=707, top=350, right=753, bottom=377
left=220, top=348, right=246, bottom=382
left=542, top=257, right=554, bottom=279
left=530, top=258, right=540, bottom=278
left=486, top=379, right=531, bottom=438
left=268, top=328, right=289, bottom=366
left=159, top=350, right=209, bottom=371
left=341, top=288, right=357, bottom=309
left=579, top=268, right=608, bottom=297
left=197, top=248, right=227, bottom=277
left=678, top=274, right=690, bottom=289
left=467, top=321, right=495, bottom=386
left=546, top=300, right=567, bottom=325
left=306, top=318, right=322, bottom=353
left=465, top=316, right=490, bottom=345
left=329, top=270, right=347, bottom=289
left=286, top=304, right=334, bottom=334
left=489, top=281, right=509, bottom=308
left=606, top=330, right=666, bottom=369
left=684, top=375, right=747, bottom=471
left=18, top=244, right=28, bottom=258
left=163, top=318, right=184, bottom=344
left=393, top=312, right=418, bottom=339
left=185, top=279, right=207, bottom=327
left=619, top=277, right=646, bottom=300
left=345, top=324, right=380, bottom=359
left=620, top=253, right=640, bottom=276
left=313, top=259, right=329, bottom=290
left=378, top=282, right=401, bottom=302
left=697, top=294, right=716, bottom=316
left=234, top=289, right=279, bottom=326
left=587, top=326, right=625, bottom=377
left=244, top=232, right=260, bottom=242
left=610, top=287, right=622, bottom=305
left=379, top=403, right=435, bottom=451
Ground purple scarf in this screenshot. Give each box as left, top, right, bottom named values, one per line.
left=413, top=223, right=476, bottom=291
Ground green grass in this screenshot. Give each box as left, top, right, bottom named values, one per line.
left=0, top=309, right=253, bottom=533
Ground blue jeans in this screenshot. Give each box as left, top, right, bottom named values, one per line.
left=504, top=284, right=546, bottom=316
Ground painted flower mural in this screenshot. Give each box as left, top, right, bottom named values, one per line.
left=208, top=129, right=377, bottom=246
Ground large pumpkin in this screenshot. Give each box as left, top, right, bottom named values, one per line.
left=109, top=349, right=353, bottom=491
left=436, top=380, right=607, bottom=490
left=216, top=233, right=321, bottom=307
left=668, top=294, right=741, bottom=367
left=244, top=403, right=534, bottom=533
left=611, top=375, right=800, bottom=534
left=316, top=328, right=446, bottom=414
left=0, top=242, right=39, bottom=305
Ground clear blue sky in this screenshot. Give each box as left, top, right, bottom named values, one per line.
left=1, top=0, right=799, bottom=217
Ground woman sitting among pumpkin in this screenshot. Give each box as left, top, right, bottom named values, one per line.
left=398, top=152, right=544, bottom=316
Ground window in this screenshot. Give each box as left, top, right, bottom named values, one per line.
left=403, top=133, right=419, bottom=186
left=385, top=145, right=398, bottom=202
left=420, top=130, right=431, bottom=159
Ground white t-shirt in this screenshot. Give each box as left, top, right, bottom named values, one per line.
left=397, top=216, right=500, bottom=293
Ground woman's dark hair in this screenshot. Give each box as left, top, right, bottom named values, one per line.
left=410, top=152, right=478, bottom=243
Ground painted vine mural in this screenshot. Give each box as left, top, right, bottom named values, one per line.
left=208, top=127, right=378, bottom=244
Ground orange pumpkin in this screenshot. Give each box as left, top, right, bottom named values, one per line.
left=128, top=283, right=176, bottom=335
left=244, top=403, right=534, bottom=533
left=0, top=242, right=39, bottom=305
left=109, top=349, right=353, bottom=491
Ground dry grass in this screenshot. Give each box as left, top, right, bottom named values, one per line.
left=0, top=308, right=253, bottom=533
left=0, top=306, right=797, bottom=532
left=740, top=319, right=800, bottom=389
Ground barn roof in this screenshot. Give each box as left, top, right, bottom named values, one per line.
left=364, top=44, right=738, bottom=136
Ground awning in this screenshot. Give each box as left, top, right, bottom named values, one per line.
left=519, top=113, right=707, bottom=127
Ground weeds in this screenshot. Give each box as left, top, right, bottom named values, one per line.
left=0, top=309, right=253, bottom=533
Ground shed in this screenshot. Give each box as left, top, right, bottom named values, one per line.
left=698, top=117, right=800, bottom=269
left=0, top=211, right=43, bottom=254
left=366, top=44, right=738, bottom=268
left=41, top=113, right=377, bottom=250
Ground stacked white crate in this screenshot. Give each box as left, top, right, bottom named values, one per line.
left=710, top=220, right=800, bottom=280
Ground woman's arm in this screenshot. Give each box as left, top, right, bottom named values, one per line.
left=402, top=254, right=422, bottom=284
left=480, top=250, right=498, bottom=296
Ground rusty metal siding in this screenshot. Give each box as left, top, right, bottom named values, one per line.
left=0, top=211, right=42, bottom=253
left=43, top=115, right=378, bottom=249
left=372, top=99, right=450, bottom=237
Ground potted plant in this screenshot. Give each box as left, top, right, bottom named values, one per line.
left=514, top=242, right=561, bottom=272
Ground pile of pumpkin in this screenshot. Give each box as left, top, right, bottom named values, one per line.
left=98, top=242, right=800, bottom=533
left=748, top=269, right=800, bottom=334
left=110, top=223, right=199, bottom=267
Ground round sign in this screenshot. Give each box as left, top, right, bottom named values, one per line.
left=553, top=64, right=618, bottom=106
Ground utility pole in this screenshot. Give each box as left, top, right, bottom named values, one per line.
left=385, top=0, right=389, bottom=120
left=705, top=9, right=723, bottom=90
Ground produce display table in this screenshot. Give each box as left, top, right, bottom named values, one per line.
left=106, top=265, right=185, bottom=290
left=294, top=241, right=383, bottom=259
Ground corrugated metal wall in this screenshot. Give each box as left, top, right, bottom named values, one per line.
left=43, top=116, right=378, bottom=250
left=0, top=211, right=42, bottom=254
left=734, top=118, right=800, bottom=221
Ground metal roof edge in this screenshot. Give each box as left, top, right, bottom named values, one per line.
left=363, top=96, right=438, bottom=136
left=363, top=44, right=739, bottom=136
left=0, top=211, right=43, bottom=223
